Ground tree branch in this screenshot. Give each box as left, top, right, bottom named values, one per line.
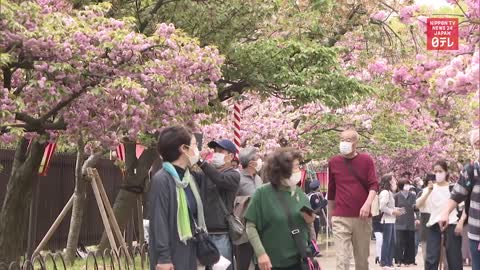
left=2, top=68, right=12, bottom=90
left=13, top=82, right=28, bottom=96
left=138, top=0, right=177, bottom=33
left=326, top=5, right=362, bottom=47
left=15, top=112, right=39, bottom=126
left=40, top=87, right=88, bottom=122
left=382, top=21, right=405, bottom=47
left=218, top=80, right=249, bottom=101
left=454, top=0, right=469, bottom=19
left=409, top=26, right=419, bottom=55
left=380, top=0, right=398, bottom=13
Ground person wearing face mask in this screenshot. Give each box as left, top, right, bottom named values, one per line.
left=148, top=126, right=208, bottom=270
left=234, top=147, right=264, bottom=270
left=378, top=174, right=404, bottom=270
left=393, top=179, right=416, bottom=267
left=236, top=147, right=264, bottom=197
left=196, top=139, right=241, bottom=270
left=417, top=160, right=462, bottom=270
left=244, top=148, right=316, bottom=270
left=327, top=129, right=379, bottom=270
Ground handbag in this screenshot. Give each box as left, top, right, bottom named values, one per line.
left=215, top=189, right=245, bottom=242
left=232, top=196, right=251, bottom=245
left=274, top=190, right=321, bottom=270
left=192, top=227, right=221, bottom=266
left=309, top=240, right=320, bottom=257
left=188, top=204, right=220, bottom=266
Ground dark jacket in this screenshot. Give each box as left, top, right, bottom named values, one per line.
left=199, top=162, right=241, bottom=232
left=394, top=191, right=417, bottom=231
left=148, top=168, right=207, bottom=270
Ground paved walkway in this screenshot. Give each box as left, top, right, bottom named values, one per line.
left=317, top=240, right=472, bottom=270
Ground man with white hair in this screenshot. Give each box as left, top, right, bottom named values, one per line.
left=237, top=147, right=263, bottom=196
left=234, top=147, right=263, bottom=270
left=439, top=128, right=480, bottom=269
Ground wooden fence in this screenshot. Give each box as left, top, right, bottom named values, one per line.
left=0, top=149, right=123, bottom=252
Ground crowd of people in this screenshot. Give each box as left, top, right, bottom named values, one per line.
left=146, top=125, right=480, bottom=270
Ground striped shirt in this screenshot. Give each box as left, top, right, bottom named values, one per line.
left=451, top=161, right=480, bottom=241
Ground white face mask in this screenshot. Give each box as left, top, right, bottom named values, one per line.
left=339, top=141, right=353, bottom=155
left=285, top=171, right=302, bottom=187
left=211, top=153, right=226, bottom=168
left=403, top=184, right=412, bottom=191
left=255, top=159, right=263, bottom=172
left=417, top=181, right=424, bottom=187
left=436, top=172, right=447, bottom=183
left=186, top=145, right=200, bottom=166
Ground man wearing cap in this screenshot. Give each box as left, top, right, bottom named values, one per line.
left=197, top=139, right=241, bottom=270
left=309, top=180, right=327, bottom=241
left=234, top=147, right=263, bottom=270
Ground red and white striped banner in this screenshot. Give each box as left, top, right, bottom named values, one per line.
left=116, top=143, right=145, bottom=162
left=233, top=102, right=242, bottom=152
left=39, top=143, right=56, bottom=176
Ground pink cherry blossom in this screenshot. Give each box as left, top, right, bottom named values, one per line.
left=399, top=5, right=419, bottom=24
left=371, top=10, right=388, bottom=21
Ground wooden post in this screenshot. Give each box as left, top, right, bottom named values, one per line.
left=33, top=195, right=74, bottom=256
left=90, top=174, right=118, bottom=254
left=137, top=198, right=144, bottom=245
left=89, top=169, right=131, bottom=264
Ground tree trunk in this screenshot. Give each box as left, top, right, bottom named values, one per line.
left=98, top=143, right=156, bottom=250
left=64, top=139, right=102, bottom=263
left=0, top=138, right=46, bottom=263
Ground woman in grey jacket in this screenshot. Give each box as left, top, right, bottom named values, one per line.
left=148, top=126, right=207, bottom=270
left=394, top=179, right=417, bottom=266
left=379, top=174, right=404, bottom=270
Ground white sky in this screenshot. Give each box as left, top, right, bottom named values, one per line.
left=415, top=0, right=452, bottom=8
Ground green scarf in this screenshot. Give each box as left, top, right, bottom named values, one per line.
left=162, top=162, right=206, bottom=244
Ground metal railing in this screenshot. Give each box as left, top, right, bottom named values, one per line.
left=0, top=244, right=149, bottom=270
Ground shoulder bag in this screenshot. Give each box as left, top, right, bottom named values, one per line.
left=274, top=190, right=321, bottom=270
left=343, top=158, right=380, bottom=217
left=232, top=196, right=252, bottom=245
left=187, top=204, right=220, bottom=266
left=214, top=189, right=245, bottom=242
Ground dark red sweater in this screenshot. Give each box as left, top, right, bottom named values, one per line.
left=327, top=153, right=379, bottom=217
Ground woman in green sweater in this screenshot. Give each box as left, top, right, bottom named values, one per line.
left=244, top=148, right=316, bottom=270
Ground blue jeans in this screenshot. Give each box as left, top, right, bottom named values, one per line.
left=381, top=223, right=395, bottom=267
left=209, top=234, right=234, bottom=270
left=470, top=239, right=480, bottom=270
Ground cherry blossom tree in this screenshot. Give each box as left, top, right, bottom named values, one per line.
left=0, top=0, right=222, bottom=261
left=201, top=0, right=479, bottom=179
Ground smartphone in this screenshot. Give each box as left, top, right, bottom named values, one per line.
left=426, top=173, right=436, bottom=182
left=300, top=205, right=314, bottom=215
